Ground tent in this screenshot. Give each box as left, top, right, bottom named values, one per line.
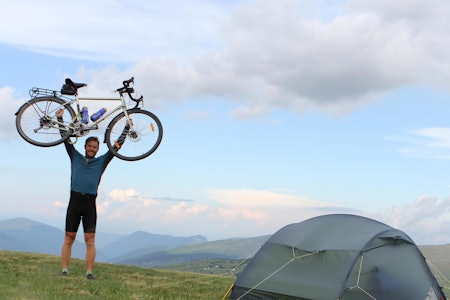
left=231, top=214, right=446, bottom=300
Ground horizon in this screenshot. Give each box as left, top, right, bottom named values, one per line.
left=0, top=215, right=448, bottom=247
left=1, top=1, right=450, bottom=245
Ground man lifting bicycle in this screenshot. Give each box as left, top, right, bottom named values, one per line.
left=56, top=109, right=129, bottom=280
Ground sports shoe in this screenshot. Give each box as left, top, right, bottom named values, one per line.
left=86, top=273, right=96, bottom=280
left=61, top=271, right=68, bottom=277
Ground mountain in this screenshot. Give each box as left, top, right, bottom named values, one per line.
left=115, top=236, right=270, bottom=267
left=100, top=231, right=207, bottom=261
left=0, top=217, right=86, bottom=259
left=0, top=217, right=208, bottom=262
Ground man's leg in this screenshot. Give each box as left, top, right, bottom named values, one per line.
left=84, top=232, right=96, bottom=272
left=61, top=232, right=77, bottom=271
left=83, top=194, right=97, bottom=279
left=62, top=191, right=81, bottom=275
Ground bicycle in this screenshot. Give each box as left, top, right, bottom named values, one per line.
left=15, top=77, right=163, bottom=161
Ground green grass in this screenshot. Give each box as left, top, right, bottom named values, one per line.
left=0, top=251, right=234, bottom=299
left=1, top=250, right=449, bottom=299
left=156, top=258, right=249, bottom=275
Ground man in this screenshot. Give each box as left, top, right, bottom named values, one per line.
left=56, top=109, right=128, bottom=279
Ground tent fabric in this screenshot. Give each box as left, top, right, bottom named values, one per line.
left=231, top=214, right=446, bottom=300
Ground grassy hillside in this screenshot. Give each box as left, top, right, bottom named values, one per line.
left=156, top=258, right=249, bottom=275
left=116, top=236, right=270, bottom=267
left=1, top=246, right=449, bottom=299
left=0, top=251, right=234, bottom=300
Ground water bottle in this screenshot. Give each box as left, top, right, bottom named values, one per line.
left=90, top=108, right=107, bottom=121
left=81, top=106, right=89, bottom=124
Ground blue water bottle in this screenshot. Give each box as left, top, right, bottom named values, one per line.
left=91, top=108, right=107, bottom=121
left=81, top=106, right=89, bottom=124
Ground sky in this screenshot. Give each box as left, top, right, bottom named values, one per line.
left=1, top=0, right=450, bottom=245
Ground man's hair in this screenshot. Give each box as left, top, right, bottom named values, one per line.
left=85, top=136, right=100, bottom=146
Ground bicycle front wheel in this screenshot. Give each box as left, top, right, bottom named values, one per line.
left=105, top=108, right=163, bottom=161
left=15, top=97, right=76, bottom=147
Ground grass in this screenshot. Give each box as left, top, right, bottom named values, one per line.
left=0, top=251, right=234, bottom=299
left=155, top=258, right=249, bottom=275
left=1, top=250, right=449, bottom=299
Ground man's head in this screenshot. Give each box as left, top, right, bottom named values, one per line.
left=85, top=137, right=100, bottom=158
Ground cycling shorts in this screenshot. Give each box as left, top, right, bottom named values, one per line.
left=65, top=191, right=97, bottom=233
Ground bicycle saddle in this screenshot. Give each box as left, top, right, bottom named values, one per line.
left=61, top=78, right=87, bottom=95
left=65, top=78, right=87, bottom=88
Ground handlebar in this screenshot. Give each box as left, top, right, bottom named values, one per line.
left=123, top=77, right=134, bottom=87
left=116, top=77, right=144, bottom=107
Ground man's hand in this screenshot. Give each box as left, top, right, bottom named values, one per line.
left=56, top=108, right=64, bottom=118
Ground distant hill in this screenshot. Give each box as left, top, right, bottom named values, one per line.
left=2, top=216, right=450, bottom=285
left=115, top=236, right=270, bottom=267
left=0, top=217, right=208, bottom=262
left=100, top=230, right=207, bottom=261
left=0, top=217, right=86, bottom=259
left=420, top=244, right=450, bottom=284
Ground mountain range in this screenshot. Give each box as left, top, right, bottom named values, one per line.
left=2, top=217, right=449, bottom=275
left=0, top=217, right=210, bottom=263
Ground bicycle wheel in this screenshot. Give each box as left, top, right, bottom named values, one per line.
left=105, top=108, right=163, bottom=161
left=15, top=97, right=76, bottom=147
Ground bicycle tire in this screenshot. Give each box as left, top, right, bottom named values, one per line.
left=105, top=108, right=163, bottom=161
left=15, top=97, right=76, bottom=147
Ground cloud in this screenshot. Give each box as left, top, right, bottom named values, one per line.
left=108, top=188, right=142, bottom=202
left=388, top=127, right=450, bottom=160
left=0, top=87, right=25, bottom=141
left=206, top=189, right=330, bottom=208
left=3, top=1, right=450, bottom=119
left=45, top=186, right=450, bottom=244
left=373, top=196, right=450, bottom=244
left=0, top=1, right=225, bottom=62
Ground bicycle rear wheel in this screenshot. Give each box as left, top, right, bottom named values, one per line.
left=105, top=108, right=163, bottom=161
left=15, top=97, right=76, bottom=147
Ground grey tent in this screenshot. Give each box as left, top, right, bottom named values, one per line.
left=231, top=214, right=446, bottom=300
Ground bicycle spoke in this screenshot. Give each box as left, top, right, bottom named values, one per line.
left=16, top=97, right=75, bottom=147
left=105, top=109, right=163, bottom=161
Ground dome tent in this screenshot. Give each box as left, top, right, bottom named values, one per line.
left=231, top=214, right=446, bottom=300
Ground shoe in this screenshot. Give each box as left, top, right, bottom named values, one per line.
left=86, top=273, right=96, bottom=280
left=61, top=271, right=68, bottom=277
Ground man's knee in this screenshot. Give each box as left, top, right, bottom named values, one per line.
left=84, top=233, right=95, bottom=246
left=64, top=232, right=77, bottom=245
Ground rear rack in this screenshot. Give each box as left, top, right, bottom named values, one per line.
left=29, top=87, right=60, bottom=98
left=29, top=87, right=73, bottom=101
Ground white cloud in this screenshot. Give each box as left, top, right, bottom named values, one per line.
left=3, top=1, right=450, bottom=119
left=0, top=87, right=25, bottom=141
left=0, top=0, right=225, bottom=62
left=108, top=188, right=142, bottom=202
left=42, top=187, right=450, bottom=244
left=53, top=201, right=66, bottom=209
left=207, top=189, right=329, bottom=208
left=389, top=127, right=450, bottom=160
left=373, top=196, right=450, bottom=244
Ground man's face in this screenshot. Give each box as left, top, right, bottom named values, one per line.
left=85, top=140, right=99, bottom=158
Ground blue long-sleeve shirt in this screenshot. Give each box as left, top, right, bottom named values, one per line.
left=64, top=142, right=114, bottom=195
left=57, top=115, right=129, bottom=195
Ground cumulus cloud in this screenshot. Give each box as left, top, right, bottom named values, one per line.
left=3, top=1, right=450, bottom=118
left=373, top=196, right=450, bottom=244
left=0, top=87, right=25, bottom=141
left=88, top=187, right=450, bottom=244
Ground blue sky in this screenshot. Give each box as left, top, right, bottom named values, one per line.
left=1, top=0, right=450, bottom=244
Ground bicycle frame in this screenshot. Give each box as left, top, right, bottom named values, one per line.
left=58, top=93, right=134, bottom=143
left=76, top=95, right=132, bottom=128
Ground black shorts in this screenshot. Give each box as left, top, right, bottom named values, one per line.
left=65, top=191, right=97, bottom=233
